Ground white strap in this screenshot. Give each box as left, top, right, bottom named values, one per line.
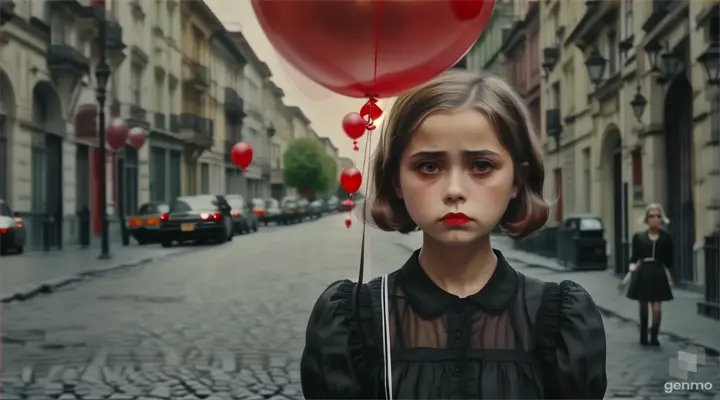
left=380, top=274, right=393, bottom=400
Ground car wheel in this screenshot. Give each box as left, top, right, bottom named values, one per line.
left=252, top=222, right=258, bottom=232
left=161, top=240, right=173, bottom=248
left=136, top=237, right=149, bottom=245
left=217, top=226, right=228, bottom=243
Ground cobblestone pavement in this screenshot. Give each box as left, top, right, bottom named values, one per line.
left=2, top=216, right=719, bottom=399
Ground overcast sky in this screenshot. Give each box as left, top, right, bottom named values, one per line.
left=205, top=0, right=394, bottom=171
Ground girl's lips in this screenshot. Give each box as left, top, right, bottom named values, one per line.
left=443, top=213, right=470, bottom=226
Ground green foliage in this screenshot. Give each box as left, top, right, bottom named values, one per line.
left=283, top=138, right=338, bottom=198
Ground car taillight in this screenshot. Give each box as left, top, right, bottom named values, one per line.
left=0, top=228, right=11, bottom=234
left=233, top=211, right=241, bottom=217
left=201, top=213, right=222, bottom=222
left=160, top=213, right=169, bottom=222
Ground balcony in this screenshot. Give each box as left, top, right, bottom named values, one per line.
left=185, top=61, right=210, bottom=90
left=545, top=109, right=563, bottom=138
left=642, top=0, right=676, bottom=34
left=179, top=113, right=213, bottom=149
left=105, top=16, right=125, bottom=51
left=169, top=114, right=180, bottom=132
left=47, top=44, right=90, bottom=76
left=128, top=105, right=148, bottom=124
left=1, top=0, right=16, bottom=26
left=153, top=113, right=166, bottom=131
left=224, top=87, right=246, bottom=117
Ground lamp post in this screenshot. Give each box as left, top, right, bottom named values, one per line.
left=585, top=47, right=607, bottom=86
left=93, top=0, right=112, bottom=259
left=630, top=85, right=648, bottom=123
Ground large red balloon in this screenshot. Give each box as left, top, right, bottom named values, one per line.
left=340, top=167, right=362, bottom=195
left=106, top=118, right=129, bottom=151
left=230, top=142, right=254, bottom=171
left=251, top=0, right=495, bottom=98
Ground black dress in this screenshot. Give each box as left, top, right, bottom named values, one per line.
left=301, top=249, right=608, bottom=399
left=626, top=230, right=674, bottom=302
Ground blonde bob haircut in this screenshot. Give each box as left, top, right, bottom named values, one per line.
left=638, top=203, right=671, bottom=226
left=368, top=70, right=549, bottom=239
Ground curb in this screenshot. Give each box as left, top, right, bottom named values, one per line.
left=0, top=251, right=186, bottom=304
left=394, top=241, right=720, bottom=355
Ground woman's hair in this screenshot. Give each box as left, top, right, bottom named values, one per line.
left=638, top=203, right=671, bottom=226
left=367, top=70, right=548, bottom=239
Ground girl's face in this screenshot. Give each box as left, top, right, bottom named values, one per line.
left=396, top=109, right=517, bottom=246
left=646, top=209, right=663, bottom=229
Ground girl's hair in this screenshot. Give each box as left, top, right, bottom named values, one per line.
left=367, top=70, right=548, bottom=239
left=638, top=203, right=671, bottom=226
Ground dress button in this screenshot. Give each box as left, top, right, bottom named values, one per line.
left=451, top=363, right=464, bottom=376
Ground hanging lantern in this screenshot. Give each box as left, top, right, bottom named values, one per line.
left=585, top=48, right=607, bottom=86
left=128, top=126, right=147, bottom=150
left=698, top=43, right=720, bottom=86
left=230, top=142, right=254, bottom=172
left=106, top=118, right=129, bottom=150
left=630, top=89, right=647, bottom=123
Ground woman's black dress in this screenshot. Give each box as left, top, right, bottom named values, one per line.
left=626, top=230, right=674, bottom=302
left=301, top=249, right=607, bottom=399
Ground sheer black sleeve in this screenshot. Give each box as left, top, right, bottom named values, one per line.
left=629, top=232, right=641, bottom=264
left=551, top=281, right=608, bottom=399
left=300, top=280, right=373, bottom=399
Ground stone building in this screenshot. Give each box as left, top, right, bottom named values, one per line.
left=539, top=0, right=719, bottom=293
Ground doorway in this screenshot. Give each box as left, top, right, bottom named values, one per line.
left=664, top=76, right=696, bottom=283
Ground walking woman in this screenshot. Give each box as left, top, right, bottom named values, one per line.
left=627, top=203, right=674, bottom=346
left=301, top=71, right=607, bottom=399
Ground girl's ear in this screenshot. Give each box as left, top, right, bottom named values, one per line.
left=512, top=162, right=529, bottom=199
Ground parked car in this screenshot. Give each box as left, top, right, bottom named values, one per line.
left=557, top=215, right=608, bottom=270
left=0, top=199, right=25, bottom=254
left=324, top=196, right=339, bottom=213
left=127, top=202, right=169, bottom=245
left=263, top=198, right=282, bottom=225
left=339, top=198, right=355, bottom=212
left=251, top=198, right=267, bottom=222
left=226, top=195, right=259, bottom=234
left=280, top=196, right=299, bottom=224
left=297, top=198, right=310, bottom=220
left=158, top=195, right=234, bottom=247
left=308, top=200, right=324, bottom=219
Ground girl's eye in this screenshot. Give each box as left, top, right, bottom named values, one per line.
left=416, top=161, right=440, bottom=173
left=471, top=160, right=494, bottom=173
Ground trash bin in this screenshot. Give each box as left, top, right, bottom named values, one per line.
left=556, top=215, right=608, bottom=270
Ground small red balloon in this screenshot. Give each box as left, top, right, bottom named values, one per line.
left=128, top=127, right=147, bottom=150
left=340, top=167, right=362, bottom=195
left=230, top=142, right=254, bottom=171
left=106, top=118, right=129, bottom=151
left=342, top=112, right=366, bottom=140
left=345, top=218, right=352, bottom=229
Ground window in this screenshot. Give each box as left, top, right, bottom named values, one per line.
left=170, top=196, right=217, bottom=212
left=137, top=203, right=170, bottom=215
left=579, top=219, right=603, bottom=231
left=200, top=162, right=210, bottom=194
left=551, top=82, right=561, bottom=109
left=607, top=32, right=618, bottom=76
left=582, top=148, right=591, bottom=212
left=0, top=201, right=12, bottom=216
left=711, top=97, right=720, bottom=143
left=131, top=64, right=143, bottom=104
left=631, top=148, right=643, bottom=201
left=554, top=168, right=563, bottom=222
left=623, top=0, right=633, bottom=40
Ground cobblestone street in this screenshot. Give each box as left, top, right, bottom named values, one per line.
left=2, top=214, right=719, bottom=399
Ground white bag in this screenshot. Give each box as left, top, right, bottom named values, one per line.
left=380, top=274, right=394, bottom=400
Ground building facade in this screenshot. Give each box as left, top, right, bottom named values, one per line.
left=1, top=0, right=130, bottom=249
left=288, top=106, right=311, bottom=140
left=266, top=81, right=288, bottom=200
left=539, top=0, right=719, bottom=293
left=466, top=0, right=516, bottom=78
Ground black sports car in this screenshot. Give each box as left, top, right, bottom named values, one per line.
left=158, top=195, right=234, bottom=247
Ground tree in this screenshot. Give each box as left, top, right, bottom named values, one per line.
left=320, top=154, right=338, bottom=197
left=283, top=138, right=329, bottom=198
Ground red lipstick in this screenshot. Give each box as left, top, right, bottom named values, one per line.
left=443, top=212, right=470, bottom=226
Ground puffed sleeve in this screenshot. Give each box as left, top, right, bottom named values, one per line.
left=301, top=280, right=372, bottom=399
left=549, top=280, right=608, bottom=399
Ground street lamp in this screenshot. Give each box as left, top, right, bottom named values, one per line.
left=267, top=123, right=276, bottom=138
left=585, top=47, right=607, bottom=85
left=542, top=46, right=559, bottom=80
left=698, top=42, right=720, bottom=86
left=660, top=51, right=683, bottom=80
left=645, top=40, right=663, bottom=72
left=630, top=85, right=647, bottom=123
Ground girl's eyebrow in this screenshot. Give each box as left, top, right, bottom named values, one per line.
left=409, top=150, right=501, bottom=158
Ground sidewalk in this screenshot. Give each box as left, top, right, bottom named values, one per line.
left=0, top=242, right=188, bottom=303
left=395, top=232, right=720, bottom=352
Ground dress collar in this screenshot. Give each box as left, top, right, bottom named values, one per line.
left=398, top=249, right=519, bottom=316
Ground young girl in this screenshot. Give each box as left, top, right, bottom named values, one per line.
left=301, top=70, right=607, bottom=399
left=626, top=203, right=674, bottom=346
